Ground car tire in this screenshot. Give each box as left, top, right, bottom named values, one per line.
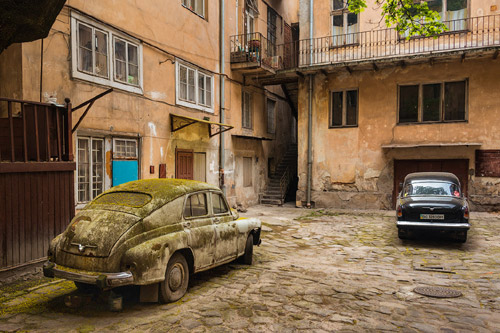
left=159, top=252, right=189, bottom=303
left=456, top=231, right=467, bottom=243
left=238, top=233, right=254, bottom=265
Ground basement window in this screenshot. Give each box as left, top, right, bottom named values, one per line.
left=398, top=80, right=467, bottom=124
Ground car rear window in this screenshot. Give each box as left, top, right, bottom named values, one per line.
left=93, top=192, right=152, bottom=208
left=403, top=182, right=460, bottom=197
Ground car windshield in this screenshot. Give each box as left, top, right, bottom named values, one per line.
left=403, top=182, right=461, bottom=197
left=93, top=191, right=152, bottom=208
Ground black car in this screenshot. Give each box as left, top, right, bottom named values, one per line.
left=396, top=172, right=470, bottom=242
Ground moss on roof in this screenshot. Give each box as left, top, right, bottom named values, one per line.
left=86, top=179, right=220, bottom=218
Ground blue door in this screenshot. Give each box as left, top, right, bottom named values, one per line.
left=112, top=160, right=138, bottom=186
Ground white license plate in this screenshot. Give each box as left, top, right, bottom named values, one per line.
left=420, top=214, right=444, bottom=220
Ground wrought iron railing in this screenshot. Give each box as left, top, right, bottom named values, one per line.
left=230, top=32, right=283, bottom=70
left=277, top=14, right=500, bottom=69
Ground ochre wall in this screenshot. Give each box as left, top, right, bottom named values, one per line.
left=297, top=56, right=500, bottom=210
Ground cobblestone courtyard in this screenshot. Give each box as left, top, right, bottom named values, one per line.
left=1, top=205, right=499, bottom=332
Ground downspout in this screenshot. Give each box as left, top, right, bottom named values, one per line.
left=306, top=0, right=314, bottom=207
left=307, top=75, right=313, bottom=208
left=219, top=0, right=226, bottom=195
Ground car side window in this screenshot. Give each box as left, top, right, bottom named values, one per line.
left=212, top=193, right=229, bottom=215
left=184, top=193, right=208, bottom=218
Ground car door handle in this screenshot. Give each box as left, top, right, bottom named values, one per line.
left=213, top=218, right=220, bottom=223
left=184, top=221, right=191, bottom=228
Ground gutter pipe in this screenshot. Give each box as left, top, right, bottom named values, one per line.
left=306, top=0, right=314, bottom=207
left=219, top=0, right=226, bottom=195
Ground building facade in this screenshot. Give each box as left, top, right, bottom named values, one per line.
left=290, top=0, right=500, bottom=211
left=0, top=0, right=299, bottom=210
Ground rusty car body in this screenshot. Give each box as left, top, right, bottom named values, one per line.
left=43, top=179, right=261, bottom=302
left=396, top=172, right=470, bottom=243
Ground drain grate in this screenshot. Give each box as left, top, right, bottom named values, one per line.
left=413, top=286, right=462, bottom=298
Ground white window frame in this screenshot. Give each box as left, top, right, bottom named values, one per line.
left=76, top=136, right=105, bottom=204
left=71, top=11, right=143, bottom=94
left=113, top=138, right=138, bottom=159
left=331, top=1, right=359, bottom=45
left=182, top=0, right=206, bottom=18
left=175, top=60, right=214, bottom=113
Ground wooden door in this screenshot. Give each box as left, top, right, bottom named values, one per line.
left=176, top=149, right=194, bottom=180
left=393, top=159, right=469, bottom=207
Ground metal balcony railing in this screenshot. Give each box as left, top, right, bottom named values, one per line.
left=230, top=32, right=283, bottom=70
left=277, top=14, right=500, bottom=70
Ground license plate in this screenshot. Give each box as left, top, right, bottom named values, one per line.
left=420, top=214, right=444, bottom=220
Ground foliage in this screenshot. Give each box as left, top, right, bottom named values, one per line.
left=348, top=0, right=448, bottom=38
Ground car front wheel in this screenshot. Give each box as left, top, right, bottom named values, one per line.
left=160, top=252, right=189, bottom=303
left=238, top=233, right=254, bottom=265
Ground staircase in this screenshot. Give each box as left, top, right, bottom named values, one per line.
left=260, top=144, right=297, bottom=205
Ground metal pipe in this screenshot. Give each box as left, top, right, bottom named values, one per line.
left=219, top=0, right=226, bottom=195
left=309, top=0, right=314, bottom=65
left=306, top=75, right=313, bottom=207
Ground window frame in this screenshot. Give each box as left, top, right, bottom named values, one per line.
left=71, top=12, right=143, bottom=94
left=211, top=191, right=230, bottom=216
left=182, top=0, right=206, bottom=19
left=397, top=79, right=469, bottom=125
left=175, top=60, right=214, bottom=113
left=329, top=88, right=359, bottom=128
left=76, top=136, right=105, bottom=204
left=242, top=90, right=253, bottom=129
left=113, top=138, right=138, bottom=160
left=183, top=191, right=210, bottom=220
left=331, top=1, right=360, bottom=46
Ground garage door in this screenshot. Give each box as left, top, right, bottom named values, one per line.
left=393, top=159, right=469, bottom=207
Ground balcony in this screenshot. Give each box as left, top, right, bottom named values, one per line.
left=230, top=32, right=282, bottom=75
left=278, top=14, right=500, bottom=70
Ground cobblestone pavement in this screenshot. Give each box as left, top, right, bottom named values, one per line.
left=1, top=205, right=500, bottom=332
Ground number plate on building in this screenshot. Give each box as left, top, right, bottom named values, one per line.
left=420, top=214, right=444, bottom=220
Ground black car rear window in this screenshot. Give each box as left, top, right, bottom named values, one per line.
left=93, top=192, right=152, bottom=208
left=403, top=182, right=460, bottom=197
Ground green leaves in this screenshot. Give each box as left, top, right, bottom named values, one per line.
left=348, top=0, right=448, bottom=38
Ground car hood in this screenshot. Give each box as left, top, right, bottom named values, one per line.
left=60, top=209, right=141, bottom=258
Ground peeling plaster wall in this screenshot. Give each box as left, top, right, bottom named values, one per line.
left=296, top=57, right=500, bottom=211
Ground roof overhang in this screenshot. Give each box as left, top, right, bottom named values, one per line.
left=232, top=134, right=273, bottom=141
left=170, top=114, right=233, bottom=138
left=382, top=142, right=482, bottom=149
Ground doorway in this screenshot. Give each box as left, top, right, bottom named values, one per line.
left=176, top=149, right=194, bottom=180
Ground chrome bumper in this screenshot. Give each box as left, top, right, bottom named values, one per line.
left=43, top=261, right=134, bottom=288
left=397, top=221, right=470, bottom=230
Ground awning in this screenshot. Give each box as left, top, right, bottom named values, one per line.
left=382, top=142, right=482, bottom=149
left=232, top=134, right=273, bottom=141
left=170, top=114, right=233, bottom=138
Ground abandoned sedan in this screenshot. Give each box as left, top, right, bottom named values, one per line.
left=43, top=179, right=261, bottom=302
left=396, top=172, right=470, bottom=242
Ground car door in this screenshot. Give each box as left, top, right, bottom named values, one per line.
left=183, top=192, right=216, bottom=269
left=211, top=191, right=238, bottom=263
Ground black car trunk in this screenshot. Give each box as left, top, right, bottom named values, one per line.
left=401, top=196, right=465, bottom=222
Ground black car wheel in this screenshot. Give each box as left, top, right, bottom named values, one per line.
left=160, top=252, right=189, bottom=303
left=238, top=233, right=253, bottom=265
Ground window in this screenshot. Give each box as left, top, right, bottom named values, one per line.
left=182, top=0, right=205, bottom=18
left=242, top=91, right=252, bottom=129
left=212, top=193, right=229, bottom=215
left=77, top=137, right=104, bottom=203
left=331, top=0, right=359, bottom=46
left=330, top=89, right=358, bottom=127
left=398, top=80, right=467, bottom=124
left=184, top=193, right=208, bottom=217
left=427, top=0, right=468, bottom=30
left=243, top=157, right=253, bottom=187
left=71, top=12, right=142, bottom=94
left=113, top=139, right=138, bottom=159
left=245, top=0, right=258, bottom=35
left=267, top=98, right=276, bottom=134
left=176, top=61, right=214, bottom=112
left=267, top=7, right=277, bottom=56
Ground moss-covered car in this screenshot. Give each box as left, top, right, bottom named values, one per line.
left=43, top=179, right=261, bottom=303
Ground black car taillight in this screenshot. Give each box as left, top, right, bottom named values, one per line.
left=464, top=206, right=469, bottom=219
left=397, top=205, right=402, bottom=218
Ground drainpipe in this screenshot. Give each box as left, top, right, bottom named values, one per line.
left=306, top=75, right=313, bottom=208
left=309, top=0, right=314, bottom=65
left=219, top=0, right=226, bottom=195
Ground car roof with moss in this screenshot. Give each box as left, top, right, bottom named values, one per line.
left=85, top=179, right=221, bottom=218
